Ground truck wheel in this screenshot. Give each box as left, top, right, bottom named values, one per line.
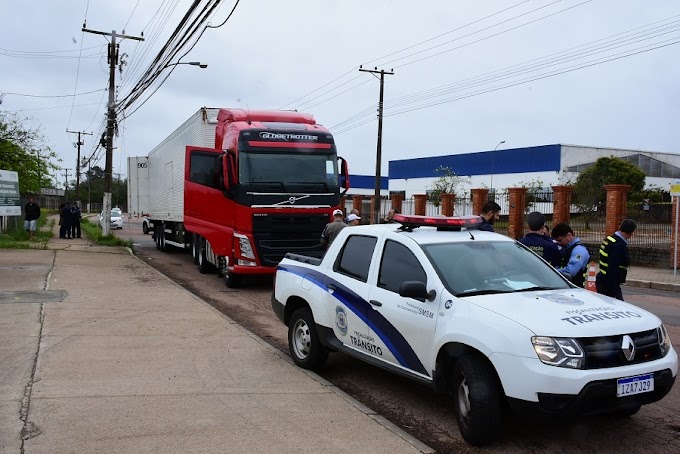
left=288, top=308, right=327, bottom=371
left=197, top=238, right=212, bottom=274
left=452, top=355, right=503, bottom=446
left=191, top=235, right=200, bottom=265
left=223, top=268, right=242, bottom=288
left=154, top=229, right=160, bottom=250
left=142, top=222, right=149, bottom=235
left=158, top=226, right=167, bottom=252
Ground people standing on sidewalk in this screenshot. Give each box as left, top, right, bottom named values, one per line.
left=60, top=202, right=74, bottom=239
left=321, top=209, right=346, bottom=248
left=478, top=201, right=501, bottom=232
left=518, top=212, right=563, bottom=267
left=70, top=202, right=82, bottom=238
left=24, top=196, right=41, bottom=240
left=550, top=222, right=589, bottom=287
left=596, top=219, right=637, bottom=301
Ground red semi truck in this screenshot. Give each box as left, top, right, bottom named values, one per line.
left=130, top=107, right=349, bottom=287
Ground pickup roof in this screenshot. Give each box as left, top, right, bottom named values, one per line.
left=271, top=215, right=677, bottom=446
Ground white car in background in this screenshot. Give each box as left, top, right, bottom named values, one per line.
left=98, top=209, right=124, bottom=229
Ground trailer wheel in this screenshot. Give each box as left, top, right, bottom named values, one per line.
left=197, top=238, right=212, bottom=274
left=191, top=235, right=200, bottom=265
left=158, top=224, right=167, bottom=252
left=142, top=222, right=149, bottom=235
left=154, top=226, right=160, bottom=251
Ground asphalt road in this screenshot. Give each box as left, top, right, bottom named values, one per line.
left=120, top=218, right=680, bottom=454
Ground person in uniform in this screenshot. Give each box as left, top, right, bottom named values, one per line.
left=550, top=222, right=589, bottom=287
left=478, top=201, right=501, bottom=232
left=321, top=209, right=347, bottom=248
left=595, top=219, right=637, bottom=301
left=518, top=212, right=563, bottom=267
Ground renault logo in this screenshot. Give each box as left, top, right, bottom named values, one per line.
left=621, top=335, right=636, bottom=361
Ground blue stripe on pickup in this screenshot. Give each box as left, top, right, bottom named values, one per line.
left=278, top=264, right=428, bottom=376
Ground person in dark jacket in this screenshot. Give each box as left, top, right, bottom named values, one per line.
left=70, top=202, right=82, bottom=238
left=596, top=219, right=637, bottom=301
left=478, top=201, right=501, bottom=232
left=24, top=196, right=41, bottom=240
left=60, top=202, right=73, bottom=239
left=518, top=212, right=563, bottom=267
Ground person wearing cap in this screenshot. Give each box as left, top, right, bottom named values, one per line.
left=596, top=219, right=637, bottom=301
left=321, top=209, right=347, bottom=248
left=345, top=208, right=360, bottom=224
left=347, top=213, right=361, bottom=226
left=518, top=212, right=563, bottom=267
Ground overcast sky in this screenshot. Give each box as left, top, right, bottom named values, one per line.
left=1, top=0, right=679, bottom=187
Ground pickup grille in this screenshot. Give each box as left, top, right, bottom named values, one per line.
left=252, top=214, right=328, bottom=267
left=578, top=329, right=662, bottom=369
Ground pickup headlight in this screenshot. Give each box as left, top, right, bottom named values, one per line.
left=234, top=233, right=255, bottom=260
left=658, top=324, right=672, bottom=357
left=531, top=336, right=584, bottom=369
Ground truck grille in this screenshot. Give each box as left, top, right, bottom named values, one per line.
left=578, top=329, right=662, bottom=369
left=252, top=214, right=329, bottom=267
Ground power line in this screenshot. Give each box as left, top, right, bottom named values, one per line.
left=1, top=87, right=107, bottom=98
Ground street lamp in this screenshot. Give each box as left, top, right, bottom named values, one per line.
left=490, top=140, right=506, bottom=196
left=167, top=61, right=208, bottom=69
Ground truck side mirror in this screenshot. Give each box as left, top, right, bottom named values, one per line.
left=338, top=156, right=349, bottom=196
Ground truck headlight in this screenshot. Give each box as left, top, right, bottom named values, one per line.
left=234, top=233, right=255, bottom=260
left=658, top=324, right=672, bottom=357
left=531, top=336, right=584, bottom=369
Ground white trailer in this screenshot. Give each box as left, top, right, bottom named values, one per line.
left=127, top=156, right=150, bottom=217
left=146, top=108, right=219, bottom=225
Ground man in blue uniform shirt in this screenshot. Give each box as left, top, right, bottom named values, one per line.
left=518, top=212, right=563, bottom=267
left=596, top=219, right=636, bottom=301
left=551, top=222, right=589, bottom=287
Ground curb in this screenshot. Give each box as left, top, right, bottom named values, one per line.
left=625, top=279, right=680, bottom=293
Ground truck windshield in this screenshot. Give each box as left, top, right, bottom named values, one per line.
left=239, top=150, right=338, bottom=186
left=422, top=241, right=571, bottom=296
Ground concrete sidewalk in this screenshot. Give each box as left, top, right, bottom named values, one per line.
left=0, top=223, right=430, bottom=453
left=627, top=265, right=680, bottom=293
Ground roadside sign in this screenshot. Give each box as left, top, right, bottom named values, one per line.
left=671, top=183, right=680, bottom=197
left=0, top=169, right=21, bottom=216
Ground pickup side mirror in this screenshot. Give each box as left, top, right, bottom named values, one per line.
left=338, top=156, right=349, bottom=196
left=399, top=281, right=436, bottom=302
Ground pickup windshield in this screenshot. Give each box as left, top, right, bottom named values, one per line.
left=239, top=150, right=338, bottom=186
left=421, top=241, right=571, bottom=296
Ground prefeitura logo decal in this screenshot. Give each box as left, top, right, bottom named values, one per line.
left=538, top=293, right=584, bottom=306
left=335, top=306, right=348, bottom=336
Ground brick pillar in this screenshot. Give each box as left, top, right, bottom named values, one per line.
left=370, top=195, right=378, bottom=224
left=390, top=194, right=404, bottom=214
left=551, top=185, right=573, bottom=227
left=672, top=197, right=680, bottom=269
left=604, top=184, right=631, bottom=235
left=352, top=195, right=363, bottom=215
left=440, top=193, right=455, bottom=217
left=471, top=188, right=489, bottom=216
left=414, top=194, right=428, bottom=216
left=507, top=187, right=528, bottom=240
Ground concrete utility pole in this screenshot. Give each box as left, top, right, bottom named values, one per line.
left=82, top=25, right=143, bottom=235
left=62, top=169, right=72, bottom=200
left=66, top=130, right=92, bottom=208
left=359, top=66, right=394, bottom=224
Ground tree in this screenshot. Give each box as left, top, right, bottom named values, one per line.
left=0, top=111, right=60, bottom=193
left=427, top=165, right=470, bottom=206
left=573, top=156, right=646, bottom=228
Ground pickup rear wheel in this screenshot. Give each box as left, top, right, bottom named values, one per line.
left=452, top=355, right=503, bottom=446
left=288, top=308, right=327, bottom=371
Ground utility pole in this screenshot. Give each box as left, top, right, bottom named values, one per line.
left=359, top=66, right=394, bottom=224
left=62, top=169, right=72, bottom=201
left=82, top=25, right=143, bottom=235
left=66, top=130, right=93, bottom=209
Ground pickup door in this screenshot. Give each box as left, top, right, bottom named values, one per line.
left=366, top=235, right=437, bottom=379
left=321, top=234, right=379, bottom=351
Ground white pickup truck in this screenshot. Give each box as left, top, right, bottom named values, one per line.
left=271, top=214, right=677, bottom=445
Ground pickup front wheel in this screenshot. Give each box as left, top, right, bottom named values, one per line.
left=288, top=308, right=327, bottom=371
left=452, top=355, right=503, bottom=446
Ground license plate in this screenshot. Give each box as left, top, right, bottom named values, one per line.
left=616, top=373, right=654, bottom=397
